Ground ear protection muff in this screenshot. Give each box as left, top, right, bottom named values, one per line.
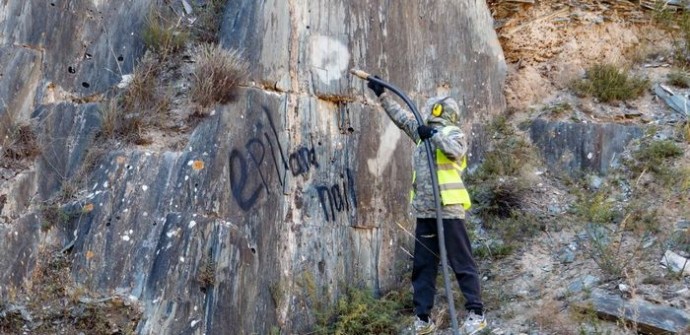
left=432, top=103, right=443, bottom=117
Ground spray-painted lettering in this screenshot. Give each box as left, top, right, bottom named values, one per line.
left=228, top=106, right=289, bottom=210
left=228, top=105, right=357, bottom=222
left=315, top=169, right=357, bottom=222
left=289, top=146, right=318, bottom=177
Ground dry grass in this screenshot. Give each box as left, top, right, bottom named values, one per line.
left=100, top=54, right=170, bottom=145
left=142, top=8, right=188, bottom=56
left=192, top=0, right=228, bottom=43
left=7, top=248, right=142, bottom=334
left=531, top=299, right=578, bottom=335
left=1, top=122, right=40, bottom=168
left=191, top=43, right=248, bottom=107
left=121, top=54, right=164, bottom=114
left=196, top=253, right=216, bottom=292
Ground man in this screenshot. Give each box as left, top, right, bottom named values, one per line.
left=367, top=79, right=486, bottom=335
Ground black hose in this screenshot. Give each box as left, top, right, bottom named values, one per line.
left=366, top=75, right=460, bottom=335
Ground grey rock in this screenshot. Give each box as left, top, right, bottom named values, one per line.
left=530, top=119, right=643, bottom=176
left=548, top=204, right=562, bottom=214
left=568, top=275, right=600, bottom=293
left=587, top=175, right=604, bottom=190
left=558, top=247, right=576, bottom=264
left=575, top=288, right=690, bottom=334
left=654, top=84, right=690, bottom=118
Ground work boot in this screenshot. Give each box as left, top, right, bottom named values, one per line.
left=462, top=310, right=487, bottom=335
left=413, top=315, right=436, bottom=334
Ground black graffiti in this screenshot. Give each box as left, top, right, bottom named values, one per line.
left=316, top=168, right=357, bottom=222
left=229, top=149, right=262, bottom=211
left=229, top=106, right=357, bottom=217
left=289, top=145, right=318, bottom=177
left=229, top=106, right=289, bottom=210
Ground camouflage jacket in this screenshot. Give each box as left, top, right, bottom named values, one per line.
left=379, top=92, right=468, bottom=219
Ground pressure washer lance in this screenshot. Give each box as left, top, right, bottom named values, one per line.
left=351, top=69, right=461, bottom=335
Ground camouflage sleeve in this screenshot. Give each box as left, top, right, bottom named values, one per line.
left=379, top=92, right=421, bottom=142
left=431, top=126, right=467, bottom=161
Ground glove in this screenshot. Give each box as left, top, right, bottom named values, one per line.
left=417, top=125, right=437, bottom=140
left=367, top=76, right=385, bottom=97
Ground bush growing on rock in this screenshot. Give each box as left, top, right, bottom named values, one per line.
left=571, top=64, right=649, bottom=103
left=0, top=122, right=40, bottom=168
left=191, top=43, right=248, bottom=107
left=142, top=8, right=189, bottom=56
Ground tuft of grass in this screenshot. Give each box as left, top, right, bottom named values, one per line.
left=40, top=204, right=71, bottom=232
left=121, top=54, right=164, bottom=115
left=571, top=64, right=649, bottom=103
left=142, top=8, right=189, bottom=56
left=573, top=189, right=616, bottom=224
left=632, top=139, right=684, bottom=177
left=470, top=178, right=529, bottom=219
left=1, top=123, right=40, bottom=168
left=0, top=309, right=23, bottom=334
left=474, top=211, right=542, bottom=260
left=192, top=0, right=228, bottom=43
left=196, top=253, right=216, bottom=292
left=191, top=43, right=248, bottom=107
left=542, top=102, right=572, bottom=117
left=682, top=122, right=690, bottom=143
left=74, top=305, right=112, bottom=334
left=473, top=137, right=534, bottom=179
left=314, top=286, right=404, bottom=335
left=667, top=71, right=690, bottom=88
left=100, top=54, right=169, bottom=145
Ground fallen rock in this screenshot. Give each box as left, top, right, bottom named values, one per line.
left=568, top=274, right=600, bottom=294
left=557, top=247, right=576, bottom=264
left=653, top=84, right=689, bottom=119
left=660, top=250, right=690, bottom=276
left=574, top=289, right=690, bottom=335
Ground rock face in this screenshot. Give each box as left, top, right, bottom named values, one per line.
left=530, top=119, right=643, bottom=176
left=0, top=0, right=506, bottom=334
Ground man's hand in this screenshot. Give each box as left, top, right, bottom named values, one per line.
left=367, top=76, right=385, bottom=97
left=417, top=125, right=437, bottom=140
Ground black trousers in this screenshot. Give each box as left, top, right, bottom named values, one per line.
left=411, top=217, right=483, bottom=316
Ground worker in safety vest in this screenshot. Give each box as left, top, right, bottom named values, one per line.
left=368, top=80, right=486, bottom=335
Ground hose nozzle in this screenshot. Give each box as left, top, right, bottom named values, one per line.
left=350, top=69, right=370, bottom=80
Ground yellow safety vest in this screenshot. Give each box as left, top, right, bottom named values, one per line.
left=411, top=127, right=472, bottom=210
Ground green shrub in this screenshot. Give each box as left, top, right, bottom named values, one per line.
left=633, top=139, right=684, bottom=175
left=314, top=287, right=404, bottom=335
left=191, top=43, right=248, bottom=107
left=474, top=211, right=542, bottom=261
left=682, top=122, right=690, bottom=143
left=542, top=102, right=572, bottom=117
left=571, top=64, right=649, bottom=102
left=574, top=189, right=616, bottom=224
